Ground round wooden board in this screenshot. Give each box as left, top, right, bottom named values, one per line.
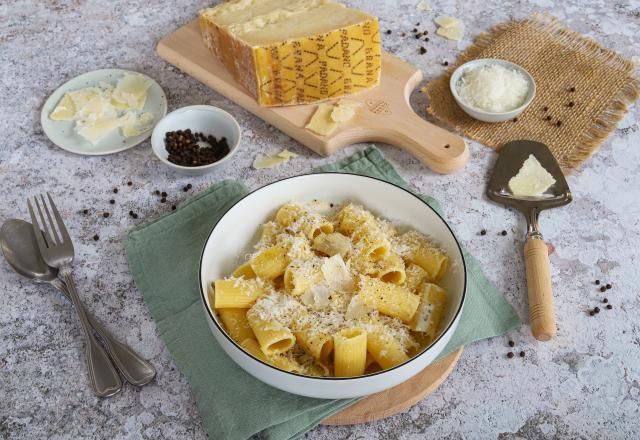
left=322, top=348, right=463, bottom=426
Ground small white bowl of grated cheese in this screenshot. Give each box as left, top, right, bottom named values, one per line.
left=450, top=59, right=536, bottom=123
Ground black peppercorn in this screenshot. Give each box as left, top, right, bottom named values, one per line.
left=102, top=212, right=109, bottom=218
left=442, top=60, right=449, bottom=66
left=589, top=311, right=595, bottom=316
left=594, top=307, right=600, bottom=314
left=543, top=106, right=549, bottom=111
left=606, top=304, right=612, bottom=309
left=109, top=199, right=115, bottom=204
left=187, top=183, right=192, bottom=190
left=160, top=197, right=166, bottom=203
left=606, top=283, right=612, bottom=290
left=513, top=117, right=518, bottom=122
left=127, top=181, right=132, bottom=186
left=600, top=286, right=606, bottom=292
left=603, top=298, right=608, bottom=303
left=113, top=188, right=118, bottom=194
left=132, top=213, right=138, bottom=219
left=171, top=205, right=176, bottom=211
left=93, top=234, right=99, bottom=241
left=161, top=191, right=167, bottom=197
left=508, top=340, right=515, bottom=347
left=595, top=279, right=600, bottom=285
left=568, top=101, right=574, bottom=107
left=556, top=121, right=562, bottom=127
left=385, top=30, right=392, bottom=35
left=419, top=47, right=426, bottom=54
left=480, top=229, right=487, bottom=236
left=501, top=230, right=507, bottom=236
left=519, top=351, right=525, bottom=358
left=569, top=86, right=576, bottom=92
left=83, top=209, right=89, bottom=215
left=155, top=190, right=160, bottom=195
left=507, top=352, right=514, bottom=359
left=546, top=115, right=552, bottom=121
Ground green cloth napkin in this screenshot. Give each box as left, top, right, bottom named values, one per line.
left=124, top=146, right=521, bottom=440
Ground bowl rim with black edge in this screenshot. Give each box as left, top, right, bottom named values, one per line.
left=197, top=172, right=467, bottom=397
left=150, top=104, right=241, bottom=172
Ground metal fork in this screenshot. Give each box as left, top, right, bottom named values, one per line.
left=28, top=193, right=122, bottom=397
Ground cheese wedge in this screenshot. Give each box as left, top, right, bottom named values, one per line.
left=199, top=0, right=381, bottom=106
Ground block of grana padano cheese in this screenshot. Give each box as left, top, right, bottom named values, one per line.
left=199, top=0, right=382, bottom=106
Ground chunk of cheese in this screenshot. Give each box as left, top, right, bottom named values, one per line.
left=508, top=155, right=556, bottom=197
left=435, top=15, right=464, bottom=41
left=199, top=0, right=381, bottom=106
left=305, top=99, right=360, bottom=135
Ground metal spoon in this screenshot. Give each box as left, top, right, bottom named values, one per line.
left=0, top=219, right=156, bottom=386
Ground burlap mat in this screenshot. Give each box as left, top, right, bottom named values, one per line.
left=423, top=13, right=639, bottom=173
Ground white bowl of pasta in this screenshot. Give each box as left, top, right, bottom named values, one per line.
left=199, top=173, right=466, bottom=399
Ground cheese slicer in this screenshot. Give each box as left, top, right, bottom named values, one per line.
left=487, top=140, right=572, bottom=341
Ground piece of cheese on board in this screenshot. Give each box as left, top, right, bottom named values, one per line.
left=199, top=0, right=382, bottom=106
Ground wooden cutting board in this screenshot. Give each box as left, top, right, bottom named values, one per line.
left=323, top=348, right=462, bottom=425
left=156, top=20, right=468, bottom=174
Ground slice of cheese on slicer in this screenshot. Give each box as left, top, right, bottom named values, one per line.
left=199, top=0, right=381, bottom=106
left=508, top=154, right=556, bottom=197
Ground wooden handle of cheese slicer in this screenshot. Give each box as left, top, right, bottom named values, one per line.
left=524, top=238, right=556, bottom=341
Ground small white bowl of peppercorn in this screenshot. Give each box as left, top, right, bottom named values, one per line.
left=151, top=105, right=241, bottom=176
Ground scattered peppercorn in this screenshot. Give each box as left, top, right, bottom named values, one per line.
left=556, top=121, right=562, bottom=127
left=183, top=186, right=189, bottom=192
left=424, top=37, right=430, bottom=42
left=543, top=106, right=549, bottom=111
left=480, top=229, right=487, bottom=236
left=415, top=34, right=421, bottom=39
left=600, top=286, right=606, bottom=292
left=442, top=60, right=449, bottom=66
left=595, top=279, right=600, bottom=285
left=501, top=230, right=507, bottom=236
left=594, top=307, right=600, bottom=314
left=385, top=30, right=392, bottom=35
left=160, top=197, right=166, bottom=203
left=83, top=209, right=89, bottom=215
left=569, top=86, right=576, bottom=92
left=132, top=213, right=138, bottom=219
left=606, top=283, right=612, bottom=290
left=155, top=190, right=160, bottom=195
left=507, top=352, right=514, bottom=359
left=568, top=101, right=574, bottom=107
left=161, top=191, right=167, bottom=197
left=419, top=47, right=427, bottom=54
left=603, top=298, right=608, bottom=303
left=412, top=28, right=418, bottom=32
left=102, top=212, right=109, bottom=218
left=109, top=199, right=115, bottom=204
left=171, top=205, right=176, bottom=211
left=330, top=203, right=334, bottom=208
left=113, top=188, right=118, bottom=194
left=519, top=351, right=525, bottom=358
left=546, top=115, right=552, bottom=121
left=508, top=340, right=515, bottom=347
left=415, top=22, right=420, bottom=26
left=187, top=183, right=192, bottom=190
left=400, top=32, right=406, bottom=37
left=129, top=210, right=134, bottom=217
left=606, top=304, right=612, bottom=309
left=127, top=181, right=132, bottom=186
left=93, top=234, right=99, bottom=241
left=589, top=310, right=595, bottom=316
left=513, top=117, right=518, bottom=122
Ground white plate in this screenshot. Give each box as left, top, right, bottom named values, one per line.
left=40, top=69, right=167, bottom=155
left=199, top=173, right=467, bottom=399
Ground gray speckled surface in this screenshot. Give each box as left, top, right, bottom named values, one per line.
left=1, top=1, right=639, bottom=439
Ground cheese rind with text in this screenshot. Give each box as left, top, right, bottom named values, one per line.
left=199, top=0, right=381, bottom=106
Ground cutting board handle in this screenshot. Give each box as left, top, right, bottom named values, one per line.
left=524, top=237, right=556, bottom=341
left=385, top=109, right=468, bottom=174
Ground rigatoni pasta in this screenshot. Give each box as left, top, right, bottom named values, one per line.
left=210, top=201, right=451, bottom=377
